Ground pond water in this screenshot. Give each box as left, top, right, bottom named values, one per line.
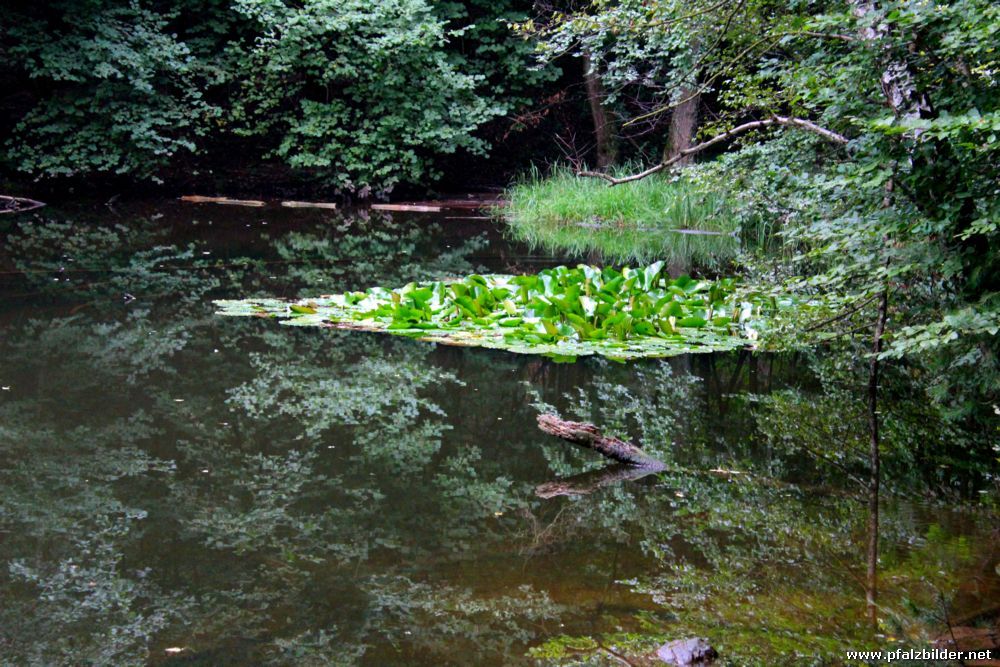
left=0, top=202, right=996, bottom=666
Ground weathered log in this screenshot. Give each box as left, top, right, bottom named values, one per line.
left=537, top=414, right=666, bottom=469
left=371, top=203, right=442, bottom=212
left=280, top=200, right=338, bottom=210
left=180, top=195, right=266, bottom=207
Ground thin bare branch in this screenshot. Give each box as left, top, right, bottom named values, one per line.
left=578, top=115, right=849, bottom=185
left=798, top=30, right=857, bottom=42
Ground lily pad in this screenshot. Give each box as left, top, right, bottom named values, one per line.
left=215, top=264, right=785, bottom=361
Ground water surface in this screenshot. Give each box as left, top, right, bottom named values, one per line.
left=0, top=202, right=996, bottom=665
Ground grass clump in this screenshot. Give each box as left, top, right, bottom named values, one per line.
left=503, top=165, right=739, bottom=267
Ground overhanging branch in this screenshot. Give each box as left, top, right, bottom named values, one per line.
left=578, top=116, right=849, bottom=186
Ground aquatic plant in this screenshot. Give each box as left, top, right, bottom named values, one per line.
left=215, top=262, right=789, bottom=361
left=503, top=166, right=738, bottom=265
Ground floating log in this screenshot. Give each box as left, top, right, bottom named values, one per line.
left=371, top=203, right=442, bottom=212
left=671, top=228, right=739, bottom=237
left=427, top=198, right=507, bottom=210
left=0, top=195, right=46, bottom=214
left=180, top=195, right=266, bottom=207
left=536, top=414, right=666, bottom=469
left=371, top=197, right=506, bottom=213
left=280, top=200, right=338, bottom=210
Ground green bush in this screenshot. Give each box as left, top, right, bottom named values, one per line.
left=1, top=0, right=548, bottom=192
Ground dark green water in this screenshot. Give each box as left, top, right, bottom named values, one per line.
left=0, top=202, right=996, bottom=666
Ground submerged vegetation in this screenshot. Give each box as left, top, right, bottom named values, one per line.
left=504, top=167, right=738, bottom=265
left=216, top=262, right=794, bottom=360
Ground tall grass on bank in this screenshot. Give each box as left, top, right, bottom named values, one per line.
left=503, top=166, right=739, bottom=266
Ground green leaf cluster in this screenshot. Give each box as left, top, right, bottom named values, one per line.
left=216, top=263, right=790, bottom=360
left=530, top=0, right=999, bottom=435
left=0, top=0, right=551, bottom=192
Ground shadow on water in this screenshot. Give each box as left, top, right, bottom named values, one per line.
left=0, top=201, right=996, bottom=665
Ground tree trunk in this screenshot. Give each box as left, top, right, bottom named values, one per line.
left=582, top=53, right=618, bottom=169
left=851, top=1, right=933, bottom=123
left=850, top=0, right=931, bottom=627
left=537, top=414, right=665, bottom=469
left=866, top=286, right=889, bottom=625
left=663, top=85, right=701, bottom=165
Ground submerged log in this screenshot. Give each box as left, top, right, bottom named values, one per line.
left=371, top=203, right=442, bottom=212
left=180, top=195, right=266, bottom=207
left=536, top=414, right=666, bottom=469
left=280, top=200, right=338, bottom=210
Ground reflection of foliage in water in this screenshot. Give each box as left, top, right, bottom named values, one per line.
left=0, top=209, right=528, bottom=665
left=3, top=208, right=490, bottom=302
left=268, top=213, right=490, bottom=295
left=0, top=207, right=996, bottom=666
left=526, top=357, right=999, bottom=665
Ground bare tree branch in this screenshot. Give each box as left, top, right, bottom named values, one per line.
left=799, top=30, right=857, bottom=42
left=578, top=115, right=849, bottom=185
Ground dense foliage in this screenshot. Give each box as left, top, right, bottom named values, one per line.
left=0, top=0, right=554, bottom=193
left=524, top=0, right=999, bottom=444
left=2, top=1, right=220, bottom=181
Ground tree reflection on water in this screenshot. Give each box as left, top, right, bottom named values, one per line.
left=0, top=204, right=995, bottom=665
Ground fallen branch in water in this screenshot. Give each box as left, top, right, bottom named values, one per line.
left=180, top=195, right=266, bottom=207
left=371, top=203, right=442, bottom=212
left=579, top=115, right=849, bottom=186
left=1, top=195, right=46, bottom=214
left=280, top=200, right=338, bottom=210
left=537, top=414, right=666, bottom=469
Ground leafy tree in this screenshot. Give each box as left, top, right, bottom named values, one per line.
left=0, top=0, right=551, bottom=192
left=528, top=0, right=999, bottom=459
left=227, top=0, right=504, bottom=195
left=1, top=0, right=222, bottom=180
